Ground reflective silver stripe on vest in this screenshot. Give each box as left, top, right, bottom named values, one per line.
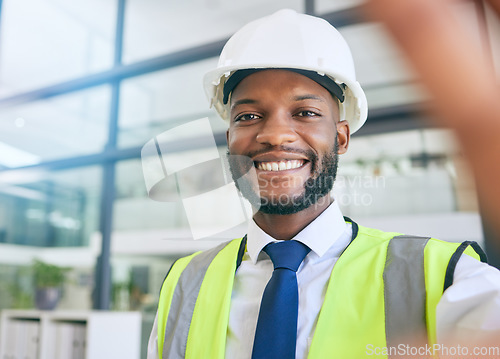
left=383, top=235, right=430, bottom=353
left=163, top=241, right=230, bottom=359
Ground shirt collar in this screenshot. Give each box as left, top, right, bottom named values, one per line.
left=246, top=201, right=348, bottom=264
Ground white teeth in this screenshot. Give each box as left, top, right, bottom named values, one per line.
left=256, top=160, right=305, bottom=172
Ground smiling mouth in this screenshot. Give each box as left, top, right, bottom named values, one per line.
left=254, top=160, right=307, bottom=172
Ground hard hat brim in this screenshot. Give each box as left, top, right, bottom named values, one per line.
left=203, top=64, right=368, bottom=134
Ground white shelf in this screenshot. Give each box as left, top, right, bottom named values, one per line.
left=0, top=310, right=141, bottom=359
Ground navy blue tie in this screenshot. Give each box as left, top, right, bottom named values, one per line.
left=251, top=240, right=311, bottom=359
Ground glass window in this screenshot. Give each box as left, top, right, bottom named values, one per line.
left=0, top=0, right=117, bottom=96
left=363, top=82, right=428, bottom=110
left=122, top=0, right=303, bottom=63
left=118, top=58, right=227, bottom=148
left=335, top=128, right=479, bottom=218
left=0, top=166, right=102, bottom=311
left=0, top=166, right=102, bottom=247
left=114, top=158, right=189, bottom=233
left=315, top=0, right=364, bottom=14
left=0, top=86, right=111, bottom=167
left=338, top=23, right=428, bottom=109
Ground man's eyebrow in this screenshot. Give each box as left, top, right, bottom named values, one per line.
left=293, top=94, right=326, bottom=102
left=231, top=98, right=257, bottom=110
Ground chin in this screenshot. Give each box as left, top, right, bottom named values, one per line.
left=256, top=191, right=330, bottom=215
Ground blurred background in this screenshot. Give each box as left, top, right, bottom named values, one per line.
left=0, top=0, right=499, bottom=357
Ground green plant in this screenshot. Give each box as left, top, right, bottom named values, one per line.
left=32, top=259, right=69, bottom=288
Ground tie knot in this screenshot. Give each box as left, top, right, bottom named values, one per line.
left=264, top=240, right=311, bottom=272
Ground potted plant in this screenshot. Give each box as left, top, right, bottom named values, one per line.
left=32, top=259, right=68, bottom=310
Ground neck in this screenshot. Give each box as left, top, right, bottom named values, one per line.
left=252, top=197, right=333, bottom=240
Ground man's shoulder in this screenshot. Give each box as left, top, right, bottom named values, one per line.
left=170, top=237, right=244, bottom=271
left=160, top=237, right=245, bottom=294
left=356, top=223, right=402, bottom=241
left=356, top=222, right=477, bottom=255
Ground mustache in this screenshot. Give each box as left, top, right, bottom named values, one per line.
left=228, top=145, right=317, bottom=163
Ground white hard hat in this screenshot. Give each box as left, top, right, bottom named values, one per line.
left=203, top=9, right=368, bottom=133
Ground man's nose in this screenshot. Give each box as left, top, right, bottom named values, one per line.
left=255, top=113, right=298, bottom=146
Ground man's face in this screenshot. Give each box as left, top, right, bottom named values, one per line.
left=226, top=69, right=350, bottom=215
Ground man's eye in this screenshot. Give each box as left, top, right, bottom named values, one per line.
left=296, top=110, right=319, bottom=117
left=235, top=113, right=259, bottom=122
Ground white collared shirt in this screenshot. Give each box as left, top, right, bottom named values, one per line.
left=148, top=202, right=500, bottom=359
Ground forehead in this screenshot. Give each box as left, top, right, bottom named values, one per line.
left=230, top=69, right=336, bottom=103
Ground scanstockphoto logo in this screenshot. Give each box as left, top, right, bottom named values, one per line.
left=366, top=343, right=500, bottom=358
left=141, top=117, right=259, bottom=240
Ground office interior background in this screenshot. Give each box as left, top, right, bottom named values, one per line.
left=0, top=0, right=499, bottom=356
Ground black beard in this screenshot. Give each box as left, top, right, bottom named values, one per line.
left=227, top=140, right=339, bottom=215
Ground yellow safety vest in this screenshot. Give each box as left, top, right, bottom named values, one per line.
left=156, top=219, right=485, bottom=359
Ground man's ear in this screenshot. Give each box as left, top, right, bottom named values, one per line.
left=336, top=121, right=350, bottom=154
left=226, top=129, right=230, bottom=146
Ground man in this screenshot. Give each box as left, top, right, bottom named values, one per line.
left=148, top=10, right=500, bottom=359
